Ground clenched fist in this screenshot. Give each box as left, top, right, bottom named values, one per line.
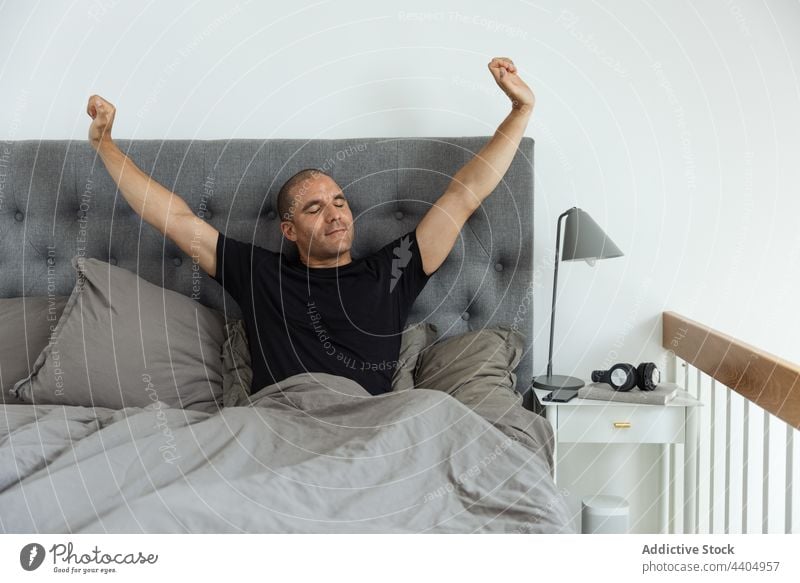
left=86, top=95, right=116, bottom=150
left=488, top=57, right=535, bottom=113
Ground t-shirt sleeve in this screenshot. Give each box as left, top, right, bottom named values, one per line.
left=378, top=226, right=438, bottom=315
left=211, top=232, right=258, bottom=304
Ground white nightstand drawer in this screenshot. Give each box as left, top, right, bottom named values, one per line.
left=556, top=405, right=685, bottom=444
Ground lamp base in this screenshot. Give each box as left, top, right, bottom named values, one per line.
left=531, top=374, right=586, bottom=391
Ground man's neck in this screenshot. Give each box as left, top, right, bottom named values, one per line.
left=299, top=252, right=353, bottom=268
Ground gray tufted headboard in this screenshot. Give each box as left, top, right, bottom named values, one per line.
left=0, top=137, right=535, bottom=401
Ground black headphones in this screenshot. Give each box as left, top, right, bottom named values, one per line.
left=591, top=362, right=660, bottom=392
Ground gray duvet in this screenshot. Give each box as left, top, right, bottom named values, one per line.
left=0, top=373, right=571, bottom=533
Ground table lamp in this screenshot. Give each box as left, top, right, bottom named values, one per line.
left=532, top=207, right=624, bottom=391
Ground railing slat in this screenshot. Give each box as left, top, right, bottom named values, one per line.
left=725, top=387, right=732, bottom=534
left=743, top=400, right=750, bottom=533
left=685, top=399, right=699, bottom=534
left=679, top=358, right=698, bottom=534
left=694, top=369, right=703, bottom=532
left=710, top=377, right=716, bottom=533
left=663, top=445, right=671, bottom=534
left=786, top=425, right=793, bottom=534
left=669, top=442, right=682, bottom=534
left=763, top=412, right=770, bottom=533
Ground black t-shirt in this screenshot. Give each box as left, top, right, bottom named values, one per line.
left=211, top=227, right=435, bottom=396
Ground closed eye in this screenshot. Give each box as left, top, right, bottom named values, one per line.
left=307, top=196, right=346, bottom=214
left=305, top=193, right=347, bottom=215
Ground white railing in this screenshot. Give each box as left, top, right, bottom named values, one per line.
left=668, top=356, right=799, bottom=534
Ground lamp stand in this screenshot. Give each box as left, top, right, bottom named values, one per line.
left=532, top=208, right=586, bottom=392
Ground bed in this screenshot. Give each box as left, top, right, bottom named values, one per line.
left=0, top=136, right=572, bottom=533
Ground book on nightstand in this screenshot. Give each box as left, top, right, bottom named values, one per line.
left=577, top=382, right=680, bottom=405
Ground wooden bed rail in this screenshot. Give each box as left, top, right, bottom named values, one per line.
left=663, top=311, right=800, bottom=429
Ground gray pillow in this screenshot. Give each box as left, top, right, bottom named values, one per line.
left=413, top=327, right=553, bottom=461
left=414, top=326, right=524, bottom=396
left=1, top=297, right=68, bottom=404
left=391, top=322, right=439, bottom=392
left=11, top=257, right=227, bottom=412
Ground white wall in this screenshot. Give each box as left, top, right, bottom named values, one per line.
left=2, top=0, right=798, bottom=533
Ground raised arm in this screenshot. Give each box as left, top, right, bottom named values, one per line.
left=86, top=95, right=220, bottom=277
left=416, top=57, right=535, bottom=275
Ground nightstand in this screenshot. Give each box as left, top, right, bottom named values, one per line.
left=533, top=383, right=701, bottom=534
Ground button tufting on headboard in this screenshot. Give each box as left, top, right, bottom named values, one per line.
left=0, top=137, right=534, bottom=393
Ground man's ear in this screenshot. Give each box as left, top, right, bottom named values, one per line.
left=280, top=220, right=297, bottom=242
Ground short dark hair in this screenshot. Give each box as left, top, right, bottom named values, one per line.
left=277, top=168, right=331, bottom=222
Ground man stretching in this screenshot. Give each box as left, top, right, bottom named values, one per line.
left=86, top=56, right=535, bottom=397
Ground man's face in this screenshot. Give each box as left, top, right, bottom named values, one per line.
left=280, top=174, right=355, bottom=264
